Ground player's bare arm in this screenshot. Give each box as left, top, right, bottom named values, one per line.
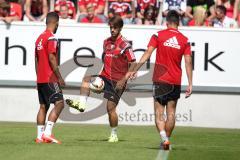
left=125, top=61, right=138, bottom=80
left=34, top=56, right=38, bottom=90
left=184, top=54, right=193, bottom=98
left=128, top=46, right=156, bottom=79
left=35, top=56, right=38, bottom=76
left=49, top=53, right=65, bottom=87
left=115, top=61, right=136, bottom=90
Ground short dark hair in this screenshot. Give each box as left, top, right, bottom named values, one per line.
left=166, top=10, right=180, bottom=25
left=216, top=5, right=227, bottom=15
left=46, top=12, right=59, bottom=25
left=108, top=15, right=124, bottom=28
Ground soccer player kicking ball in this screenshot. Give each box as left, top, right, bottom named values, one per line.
left=66, top=16, right=136, bottom=143
left=35, top=12, right=65, bottom=144
left=126, top=10, right=193, bottom=150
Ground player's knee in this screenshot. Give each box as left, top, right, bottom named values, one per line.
left=155, top=111, right=165, bottom=121
left=155, top=116, right=165, bottom=125
left=55, top=100, right=64, bottom=108
left=107, top=101, right=117, bottom=112
left=107, top=107, right=116, bottom=114
left=166, top=113, right=175, bottom=122
left=107, top=105, right=117, bottom=114
left=40, top=104, right=49, bottom=112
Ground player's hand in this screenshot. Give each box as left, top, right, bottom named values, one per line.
left=185, top=85, right=192, bottom=98
left=126, top=71, right=137, bottom=80
left=123, top=72, right=136, bottom=81
left=59, top=78, right=66, bottom=87
left=129, top=72, right=137, bottom=80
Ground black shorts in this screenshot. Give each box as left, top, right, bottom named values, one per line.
left=37, top=83, right=64, bottom=106
left=99, top=76, right=125, bottom=105
left=153, top=82, right=181, bottom=106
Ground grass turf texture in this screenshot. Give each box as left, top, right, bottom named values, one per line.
left=0, top=122, right=240, bottom=160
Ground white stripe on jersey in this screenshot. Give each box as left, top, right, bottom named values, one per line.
left=120, top=37, right=131, bottom=55
left=153, top=33, right=158, bottom=38
left=48, top=36, right=58, bottom=41
left=128, top=48, right=135, bottom=60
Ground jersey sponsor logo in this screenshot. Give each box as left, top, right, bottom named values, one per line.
left=105, top=53, right=119, bottom=58
left=163, top=36, right=180, bottom=49
left=37, top=39, right=43, bottom=50
left=105, top=43, right=115, bottom=51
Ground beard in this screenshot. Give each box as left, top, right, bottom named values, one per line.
left=53, top=25, right=58, bottom=34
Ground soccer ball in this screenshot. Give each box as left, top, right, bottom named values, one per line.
left=89, top=77, right=105, bottom=93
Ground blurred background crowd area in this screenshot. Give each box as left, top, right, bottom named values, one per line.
left=0, top=0, right=240, bottom=28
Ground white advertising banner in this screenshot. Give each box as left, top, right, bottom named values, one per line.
left=0, top=22, right=240, bottom=90
left=0, top=88, right=240, bottom=128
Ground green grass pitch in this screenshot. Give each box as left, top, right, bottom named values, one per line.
left=0, top=122, right=240, bottom=160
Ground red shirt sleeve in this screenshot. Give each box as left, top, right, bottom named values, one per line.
left=48, top=38, right=58, bottom=55
left=184, top=40, right=191, bottom=55
left=147, top=34, right=158, bottom=48
left=124, top=47, right=136, bottom=62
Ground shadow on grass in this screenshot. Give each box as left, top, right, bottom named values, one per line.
left=76, top=138, right=127, bottom=142
left=145, top=146, right=188, bottom=151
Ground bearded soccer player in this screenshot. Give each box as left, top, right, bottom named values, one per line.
left=35, top=12, right=65, bottom=144
left=66, top=15, right=136, bottom=142
left=126, top=10, right=193, bottom=150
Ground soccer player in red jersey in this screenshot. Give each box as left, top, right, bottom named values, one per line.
left=66, top=15, right=136, bottom=142
left=35, top=12, right=65, bottom=144
left=126, top=10, right=193, bottom=150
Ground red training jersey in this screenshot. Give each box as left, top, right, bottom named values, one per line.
left=101, top=35, right=136, bottom=81
left=148, top=28, right=191, bottom=85
left=35, top=30, right=59, bottom=83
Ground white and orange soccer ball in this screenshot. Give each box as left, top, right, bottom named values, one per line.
left=89, top=77, right=105, bottom=93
